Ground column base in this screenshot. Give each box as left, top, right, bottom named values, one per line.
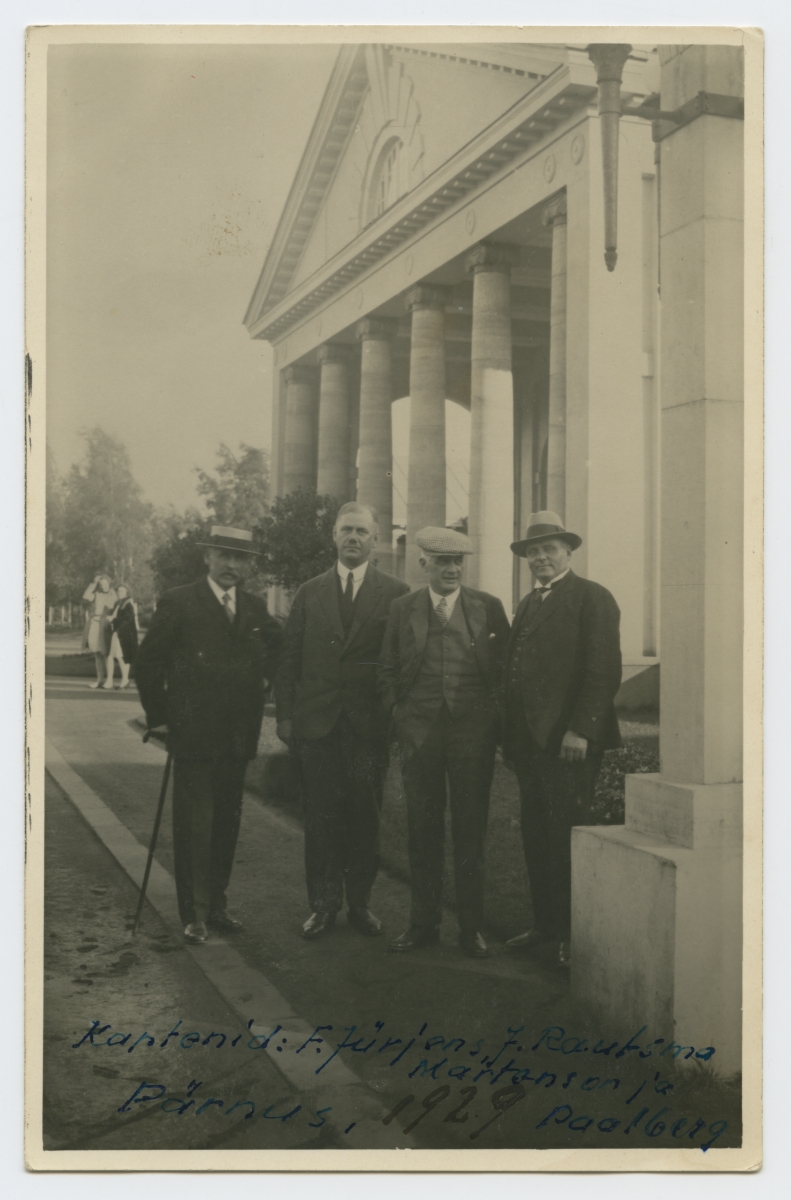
left=571, top=775, right=743, bottom=1076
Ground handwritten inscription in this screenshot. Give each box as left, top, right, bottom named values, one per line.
left=71, top=1015, right=729, bottom=1148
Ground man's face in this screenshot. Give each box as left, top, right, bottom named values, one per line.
left=420, top=553, right=465, bottom=595
left=334, top=510, right=379, bottom=568
left=525, top=537, right=572, bottom=584
left=205, top=547, right=251, bottom=590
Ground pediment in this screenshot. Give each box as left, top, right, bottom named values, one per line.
left=244, top=44, right=566, bottom=337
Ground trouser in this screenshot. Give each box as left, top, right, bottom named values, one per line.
left=511, top=731, right=603, bottom=940
left=399, top=704, right=498, bottom=933
left=297, top=713, right=386, bottom=913
left=106, top=634, right=131, bottom=686
left=172, top=757, right=248, bottom=925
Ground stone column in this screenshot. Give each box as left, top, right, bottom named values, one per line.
left=405, top=285, right=448, bottom=586
left=316, top=343, right=353, bottom=503
left=572, top=46, right=744, bottom=1073
left=542, top=193, right=568, bottom=518
left=465, top=241, right=519, bottom=605
left=282, top=364, right=318, bottom=495
left=356, top=317, right=397, bottom=573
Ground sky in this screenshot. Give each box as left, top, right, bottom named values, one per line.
left=46, top=43, right=337, bottom=511
left=46, top=39, right=472, bottom=523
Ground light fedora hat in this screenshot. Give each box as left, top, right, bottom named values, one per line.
left=510, top=511, right=582, bottom=557
left=196, top=525, right=259, bottom=555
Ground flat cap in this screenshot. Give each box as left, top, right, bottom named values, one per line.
left=416, top=526, right=473, bottom=556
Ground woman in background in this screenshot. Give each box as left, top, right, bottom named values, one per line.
left=105, top=584, right=139, bottom=689
left=82, top=573, right=116, bottom=689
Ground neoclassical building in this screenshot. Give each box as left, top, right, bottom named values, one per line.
left=246, top=41, right=745, bottom=1073
left=245, top=43, right=660, bottom=685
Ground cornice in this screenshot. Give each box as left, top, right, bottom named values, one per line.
left=242, top=45, right=369, bottom=329
left=245, top=48, right=665, bottom=344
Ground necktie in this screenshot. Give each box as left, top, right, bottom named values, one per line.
left=222, top=592, right=234, bottom=624
left=435, top=596, right=449, bottom=626
left=340, top=571, right=354, bottom=635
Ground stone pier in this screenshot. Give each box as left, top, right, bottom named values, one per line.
left=572, top=45, right=744, bottom=1075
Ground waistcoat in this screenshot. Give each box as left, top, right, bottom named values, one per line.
left=410, top=596, right=487, bottom=717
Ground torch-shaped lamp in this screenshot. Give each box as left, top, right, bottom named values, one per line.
left=587, top=43, right=632, bottom=271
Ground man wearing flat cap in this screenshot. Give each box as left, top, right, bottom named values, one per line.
left=378, top=527, right=511, bottom=958
left=136, top=526, right=282, bottom=944
left=276, top=503, right=409, bottom=941
left=504, top=512, right=622, bottom=967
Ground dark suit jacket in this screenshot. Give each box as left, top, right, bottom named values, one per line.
left=503, top=569, right=622, bottom=755
left=275, top=563, right=410, bottom=741
left=378, top=586, right=511, bottom=742
left=136, top=577, right=282, bottom=761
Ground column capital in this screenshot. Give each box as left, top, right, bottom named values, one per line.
left=317, top=342, right=352, bottom=366
left=405, top=284, right=449, bottom=313
left=356, top=316, right=399, bottom=342
left=542, top=193, right=568, bottom=228
left=284, top=363, right=316, bottom=385
left=465, top=241, right=521, bottom=275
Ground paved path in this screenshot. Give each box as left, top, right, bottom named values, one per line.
left=42, top=679, right=594, bottom=1154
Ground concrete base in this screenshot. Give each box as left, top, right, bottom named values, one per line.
left=571, top=774, right=742, bottom=1076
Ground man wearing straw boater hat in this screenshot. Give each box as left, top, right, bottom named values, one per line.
left=378, top=527, right=510, bottom=958
left=136, top=526, right=282, bottom=944
left=504, top=512, right=622, bottom=967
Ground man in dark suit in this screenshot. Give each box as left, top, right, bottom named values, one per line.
left=136, top=526, right=282, bottom=944
left=503, top=511, right=622, bottom=967
left=276, top=502, right=409, bottom=940
left=378, top=527, right=511, bottom=958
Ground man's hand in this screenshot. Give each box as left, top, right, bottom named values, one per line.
left=560, top=731, right=588, bottom=762
left=276, top=719, right=293, bottom=745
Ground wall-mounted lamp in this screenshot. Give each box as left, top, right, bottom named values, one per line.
left=586, top=44, right=632, bottom=272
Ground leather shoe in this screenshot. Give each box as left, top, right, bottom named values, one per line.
left=183, top=921, right=208, bottom=944
left=347, top=907, right=383, bottom=936
left=389, top=927, right=439, bottom=952
left=557, top=941, right=571, bottom=967
left=505, top=928, right=548, bottom=950
left=208, top=910, right=243, bottom=933
left=301, top=911, right=336, bottom=940
left=460, top=930, right=489, bottom=958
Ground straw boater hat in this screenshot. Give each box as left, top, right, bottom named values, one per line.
left=510, top=511, right=582, bottom=557
left=416, top=526, right=474, bottom=556
left=196, top=525, right=259, bottom=554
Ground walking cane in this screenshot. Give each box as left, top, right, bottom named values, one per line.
left=132, top=729, right=173, bottom=937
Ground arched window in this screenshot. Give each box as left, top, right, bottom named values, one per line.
left=368, top=138, right=402, bottom=222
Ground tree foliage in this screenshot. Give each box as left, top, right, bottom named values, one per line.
left=258, top=489, right=340, bottom=593
left=48, top=429, right=156, bottom=607
left=196, top=443, right=270, bottom=527
left=149, top=444, right=272, bottom=598
left=148, top=508, right=211, bottom=595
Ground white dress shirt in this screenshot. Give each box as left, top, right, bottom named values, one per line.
left=535, top=567, right=570, bottom=599
left=207, top=574, right=236, bottom=617
left=336, top=558, right=369, bottom=600
left=429, top=586, right=461, bottom=620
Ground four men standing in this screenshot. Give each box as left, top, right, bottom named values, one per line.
left=139, top=505, right=622, bottom=963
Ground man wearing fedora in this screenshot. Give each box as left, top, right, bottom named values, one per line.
left=136, top=526, right=282, bottom=944
left=378, top=527, right=511, bottom=958
left=275, top=502, right=409, bottom=941
left=504, top=511, right=622, bottom=967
